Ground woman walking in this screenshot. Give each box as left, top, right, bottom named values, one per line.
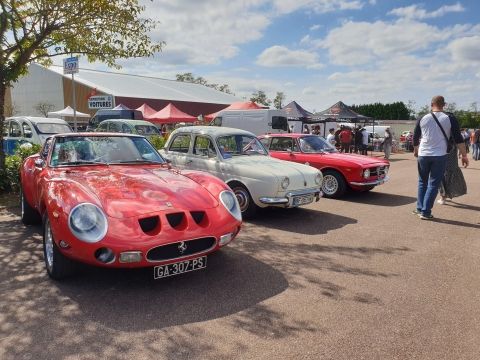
left=383, top=128, right=393, bottom=159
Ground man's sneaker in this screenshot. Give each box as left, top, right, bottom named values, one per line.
left=412, top=209, right=420, bottom=215
left=419, top=214, right=434, bottom=220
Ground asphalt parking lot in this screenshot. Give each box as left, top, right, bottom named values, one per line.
left=1, top=152, right=479, bottom=360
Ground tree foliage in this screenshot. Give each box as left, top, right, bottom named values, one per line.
left=351, top=102, right=410, bottom=120
left=250, top=90, right=271, bottom=107
left=175, top=73, right=233, bottom=94
left=34, top=102, right=55, bottom=117
left=273, top=92, right=285, bottom=109
left=0, top=0, right=164, bottom=169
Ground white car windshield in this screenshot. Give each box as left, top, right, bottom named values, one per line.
left=216, top=134, right=268, bottom=158
left=50, top=135, right=166, bottom=166
left=299, top=136, right=337, bottom=153
left=36, top=123, right=72, bottom=134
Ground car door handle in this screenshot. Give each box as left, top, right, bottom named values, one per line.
left=186, top=160, right=193, bottom=164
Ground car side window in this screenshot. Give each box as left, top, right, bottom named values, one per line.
left=9, top=120, right=22, bottom=137
left=22, top=122, right=33, bottom=138
left=169, top=134, right=191, bottom=153
left=41, top=138, right=52, bottom=159
left=122, top=124, right=133, bottom=133
left=109, top=122, right=122, bottom=133
left=259, top=137, right=271, bottom=148
left=270, top=137, right=297, bottom=151
left=97, top=122, right=108, bottom=132
left=193, top=136, right=217, bottom=158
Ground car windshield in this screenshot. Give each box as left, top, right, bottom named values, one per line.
left=216, top=134, right=268, bottom=158
left=50, top=135, right=166, bottom=166
left=134, top=125, right=160, bottom=135
left=36, top=123, right=72, bottom=134
left=299, top=136, right=337, bottom=153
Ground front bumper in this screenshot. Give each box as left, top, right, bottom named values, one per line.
left=259, top=188, right=322, bottom=207
left=349, top=176, right=390, bottom=187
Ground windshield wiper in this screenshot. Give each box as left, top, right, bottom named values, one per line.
left=113, top=159, right=165, bottom=164
left=60, top=160, right=106, bottom=166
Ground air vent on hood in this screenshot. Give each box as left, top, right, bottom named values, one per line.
left=166, top=212, right=187, bottom=230
left=139, top=216, right=161, bottom=235
left=190, top=211, right=208, bottom=227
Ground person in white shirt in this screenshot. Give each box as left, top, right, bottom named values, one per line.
left=361, top=128, right=369, bottom=155
left=412, top=95, right=468, bottom=220
left=326, top=128, right=336, bottom=146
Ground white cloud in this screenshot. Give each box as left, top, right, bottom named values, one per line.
left=447, top=35, right=480, bottom=64
left=310, top=24, right=321, bottom=31
left=302, top=87, right=316, bottom=95
left=271, top=0, right=365, bottom=15
left=300, top=35, right=311, bottom=44
left=256, top=45, right=323, bottom=68
left=388, top=2, right=465, bottom=20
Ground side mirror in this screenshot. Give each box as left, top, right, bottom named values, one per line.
left=34, top=158, right=45, bottom=168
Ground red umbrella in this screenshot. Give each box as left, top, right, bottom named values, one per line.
left=136, top=103, right=157, bottom=119
left=148, top=103, right=197, bottom=124
left=204, top=101, right=262, bottom=120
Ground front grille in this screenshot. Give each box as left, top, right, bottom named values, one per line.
left=146, top=237, right=217, bottom=261
left=369, top=166, right=388, bottom=177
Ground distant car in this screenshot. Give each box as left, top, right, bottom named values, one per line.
left=161, top=126, right=323, bottom=218
left=20, top=133, right=242, bottom=280
left=400, top=131, right=413, bottom=142
left=95, top=119, right=160, bottom=137
left=2, top=116, right=72, bottom=155
left=258, top=134, right=390, bottom=198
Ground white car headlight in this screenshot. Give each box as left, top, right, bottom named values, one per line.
left=315, top=172, right=323, bottom=185
left=281, top=177, right=290, bottom=190
left=68, top=203, right=108, bottom=243
left=363, top=169, right=371, bottom=179
left=219, top=190, right=242, bottom=222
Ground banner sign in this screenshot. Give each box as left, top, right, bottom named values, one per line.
left=63, top=57, right=79, bottom=74
left=88, top=95, right=114, bottom=109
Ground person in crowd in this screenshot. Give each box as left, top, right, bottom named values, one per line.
left=334, top=128, right=342, bottom=149
left=413, top=95, right=468, bottom=220
left=312, top=125, right=321, bottom=135
left=354, top=126, right=363, bottom=153
left=361, top=127, right=369, bottom=155
left=303, top=124, right=310, bottom=134
left=461, top=128, right=470, bottom=154
left=383, top=128, right=393, bottom=159
left=471, top=128, right=480, bottom=160
left=339, top=126, right=353, bottom=153
left=326, top=128, right=336, bottom=146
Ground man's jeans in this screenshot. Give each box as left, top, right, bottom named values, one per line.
left=472, top=143, right=479, bottom=160
left=417, top=155, right=447, bottom=216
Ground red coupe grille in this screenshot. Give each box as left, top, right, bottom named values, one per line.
left=146, top=237, right=216, bottom=261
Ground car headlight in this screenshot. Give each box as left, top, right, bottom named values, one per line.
left=384, top=166, right=389, bottom=174
left=314, top=172, right=323, bottom=185
left=68, top=203, right=108, bottom=243
left=219, top=190, right=242, bottom=222
left=363, top=169, right=371, bottom=178
left=281, top=177, right=290, bottom=190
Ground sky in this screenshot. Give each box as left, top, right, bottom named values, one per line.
left=73, top=0, right=480, bottom=113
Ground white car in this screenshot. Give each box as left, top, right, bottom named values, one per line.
left=161, top=126, right=323, bottom=218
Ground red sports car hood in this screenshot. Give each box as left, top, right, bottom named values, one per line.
left=317, top=152, right=389, bottom=167
left=57, top=166, right=218, bottom=218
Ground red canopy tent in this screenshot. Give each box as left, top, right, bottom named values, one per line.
left=148, top=103, right=197, bottom=124
left=204, top=101, right=262, bottom=120
left=136, top=103, right=157, bottom=119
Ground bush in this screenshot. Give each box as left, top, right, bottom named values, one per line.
left=149, top=135, right=166, bottom=150
left=0, top=143, right=42, bottom=193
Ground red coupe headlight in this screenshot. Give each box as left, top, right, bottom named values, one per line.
left=68, top=203, right=108, bottom=243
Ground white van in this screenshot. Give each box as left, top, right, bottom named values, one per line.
left=211, top=109, right=289, bottom=135
left=3, top=116, right=72, bottom=155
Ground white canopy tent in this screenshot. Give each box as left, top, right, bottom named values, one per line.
left=48, top=106, right=90, bottom=118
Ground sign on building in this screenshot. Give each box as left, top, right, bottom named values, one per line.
left=88, top=95, right=114, bottom=109
left=63, top=57, right=79, bottom=74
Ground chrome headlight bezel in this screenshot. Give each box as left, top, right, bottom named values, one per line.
left=219, top=190, right=242, bottom=222
left=314, top=172, right=323, bottom=185
left=68, top=203, right=108, bottom=243
left=363, top=168, right=371, bottom=179
left=281, top=176, right=290, bottom=190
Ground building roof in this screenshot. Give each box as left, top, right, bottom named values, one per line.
left=42, top=64, right=240, bottom=105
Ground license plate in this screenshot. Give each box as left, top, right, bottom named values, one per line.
left=153, top=256, right=207, bottom=279
left=292, top=194, right=314, bottom=206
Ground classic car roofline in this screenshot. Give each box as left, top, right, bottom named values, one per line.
left=171, top=126, right=255, bottom=138
left=50, top=132, right=145, bottom=138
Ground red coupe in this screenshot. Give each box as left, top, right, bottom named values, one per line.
left=258, top=134, right=390, bottom=198
left=20, top=133, right=242, bottom=280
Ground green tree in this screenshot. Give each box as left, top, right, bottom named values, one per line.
left=0, top=0, right=163, bottom=169
left=273, top=92, right=285, bottom=109
left=250, top=90, right=271, bottom=107
left=176, top=72, right=233, bottom=94
left=34, top=102, right=55, bottom=117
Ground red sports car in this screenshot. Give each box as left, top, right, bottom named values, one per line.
left=20, top=133, right=242, bottom=280
left=258, top=134, right=390, bottom=198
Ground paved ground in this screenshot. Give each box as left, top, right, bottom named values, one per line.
left=1, top=152, right=479, bottom=360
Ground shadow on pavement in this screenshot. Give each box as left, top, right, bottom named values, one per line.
left=431, top=218, right=480, bottom=229
left=247, top=207, right=357, bottom=235
left=340, top=191, right=417, bottom=207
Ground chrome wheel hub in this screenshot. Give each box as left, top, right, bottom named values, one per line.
left=322, top=175, right=339, bottom=195
left=234, top=188, right=249, bottom=212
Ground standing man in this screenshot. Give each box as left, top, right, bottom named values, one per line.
left=413, top=95, right=468, bottom=220
left=326, top=128, right=336, bottom=146
left=361, top=128, right=369, bottom=155
left=339, top=126, right=353, bottom=153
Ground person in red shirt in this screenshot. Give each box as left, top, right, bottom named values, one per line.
left=339, top=126, right=353, bottom=153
